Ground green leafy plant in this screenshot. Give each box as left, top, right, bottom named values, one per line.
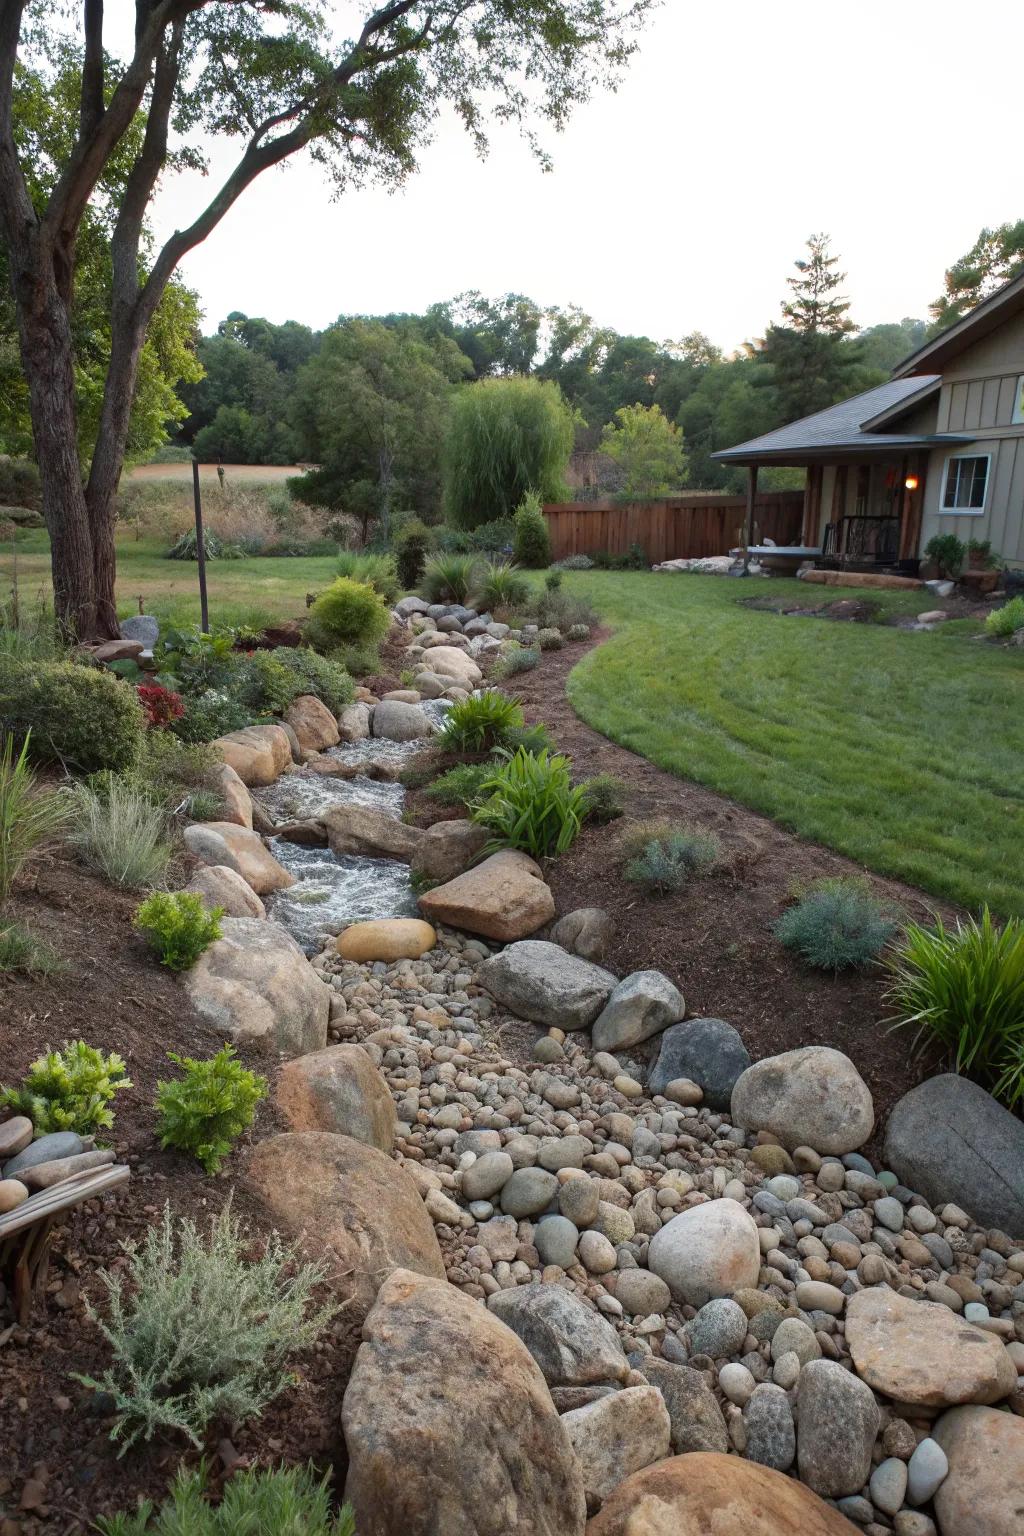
left=491, top=645, right=540, bottom=679
left=232, top=650, right=303, bottom=716
left=393, top=516, right=433, bottom=589
left=580, top=773, right=626, bottom=824
left=472, top=559, right=531, bottom=613
left=155, top=1045, right=267, bottom=1173
left=566, top=622, right=591, bottom=641
left=306, top=577, right=391, bottom=652
left=135, top=891, right=223, bottom=971
left=0, top=595, right=60, bottom=660
left=986, top=596, right=1024, bottom=638
left=0, top=732, right=69, bottom=904
left=528, top=585, right=598, bottom=631
left=472, top=746, right=587, bottom=858
left=500, top=721, right=554, bottom=756
left=442, top=375, right=573, bottom=530
left=424, top=760, right=494, bottom=809
left=0, top=656, right=146, bottom=772
left=75, top=1200, right=334, bottom=1452
left=775, top=878, right=897, bottom=971
left=335, top=549, right=400, bottom=602
left=419, top=552, right=480, bottom=604
left=96, top=1461, right=355, bottom=1536
left=435, top=516, right=514, bottom=555
left=512, top=490, right=552, bottom=569
left=621, top=820, right=719, bottom=895
left=171, top=689, right=252, bottom=744
left=0, top=1039, right=131, bottom=1135
left=67, top=779, right=172, bottom=887
left=552, top=553, right=593, bottom=571
left=438, top=690, right=524, bottom=752
left=545, top=570, right=563, bottom=591
left=924, top=533, right=965, bottom=579
left=0, top=922, right=62, bottom=976
left=967, top=537, right=998, bottom=569
left=885, top=908, right=1024, bottom=1106
left=268, top=647, right=354, bottom=715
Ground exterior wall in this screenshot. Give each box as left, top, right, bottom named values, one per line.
left=921, top=436, right=1024, bottom=565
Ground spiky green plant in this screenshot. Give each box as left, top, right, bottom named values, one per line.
left=424, top=761, right=494, bottom=809
left=437, top=690, right=524, bottom=753
left=0, top=1039, right=131, bottom=1135
left=0, top=922, right=62, bottom=976
left=135, top=891, right=223, bottom=971
left=155, top=1045, right=267, bottom=1172
left=472, top=746, right=587, bottom=858
left=0, top=731, right=69, bottom=905
left=335, top=549, right=400, bottom=603
left=96, top=1461, right=355, bottom=1536
left=66, top=779, right=172, bottom=888
left=620, top=820, right=719, bottom=895
left=471, top=559, right=531, bottom=613
left=419, top=552, right=480, bottom=604
left=986, top=596, right=1024, bottom=638
left=491, top=645, right=540, bottom=679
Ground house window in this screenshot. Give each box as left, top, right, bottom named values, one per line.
left=940, top=454, right=990, bottom=513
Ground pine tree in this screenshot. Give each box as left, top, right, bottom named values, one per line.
left=781, top=233, right=857, bottom=336
left=762, top=234, right=870, bottom=420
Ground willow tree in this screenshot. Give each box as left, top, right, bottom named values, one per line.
left=0, top=1, right=652, bottom=639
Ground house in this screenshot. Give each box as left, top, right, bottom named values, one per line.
left=713, top=268, right=1024, bottom=571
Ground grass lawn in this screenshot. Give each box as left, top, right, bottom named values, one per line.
left=563, top=571, right=1024, bottom=916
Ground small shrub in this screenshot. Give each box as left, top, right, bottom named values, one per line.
left=171, top=689, right=253, bottom=743
left=436, top=516, right=515, bottom=554
left=545, top=570, right=562, bottom=592
left=335, top=549, right=400, bottom=602
left=566, top=622, right=591, bottom=641
left=269, top=648, right=354, bottom=714
left=420, top=552, right=480, bottom=604
left=968, top=537, right=998, bottom=569
left=167, top=527, right=231, bottom=561
left=491, top=645, right=540, bottom=679
left=75, top=1200, right=334, bottom=1452
left=67, top=780, right=172, bottom=888
left=885, top=908, right=1024, bottom=1107
left=472, top=559, right=531, bottom=613
left=529, top=586, right=598, bottom=632
left=0, top=732, right=69, bottom=905
left=621, top=820, right=719, bottom=894
left=924, top=532, right=965, bottom=578
left=580, top=773, right=626, bottom=824
left=986, top=595, right=1024, bottom=638
left=232, top=650, right=303, bottom=716
left=0, top=456, right=41, bottom=508
left=134, top=733, right=220, bottom=811
left=438, top=690, right=524, bottom=752
left=136, top=683, right=185, bottom=730
left=537, top=626, right=563, bottom=650
left=424, top=761, right=494, bottom=809
left=552, top=553, right=593, bottom=571
left=393, top=516, right=433, bottom=589
left=0, top=1039, right=131, bottom=1135
left=155, top=1045, right=267, bottom=1172
left=775, top=878, right=896, bottom=971
left=184, top=788, right=223, bottom=821
left=306, top=577, right=391, bottom=652
left=0, top=921, right=62, bottom=976
left=512, top=490, right=552, bottom=569
left=500, top=721, right=554, bottom=756
left=0, top=656, right=146, bottom=772
left=96, top=1461, right=355, bottom=1536
left=472, top=747, right=587, bottom=858
left=0, top=596, right=60, bottom=659
left=135, top=891, right=223, bottom=971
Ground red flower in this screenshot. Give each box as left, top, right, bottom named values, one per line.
left=136, top=682, right=185, bottom=729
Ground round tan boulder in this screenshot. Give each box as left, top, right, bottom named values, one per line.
left=0, top=1179, right=29, bottom=1213
left=933, top=1404, right=1024, bottom=1536
left=184, top=864, right=266, bottom=919
left=275, top=1045, right=396, bottom=1151
left=730, top=1045, right=874, bottom=1154
left=585, top=1453, right=860, bottom=1535
left=212, top=762, right=253, bottom=828
left=212, top=723, right=293, bottom=785
left=183, top=917, right=329, bottom=1057
left=418, top=851, right=555, bottom=942
left=845, top=1288, right=1016, bottom=1407
left=182, top=822, right=295, bottom=895
left=648, top=1199, right=761, bottom=1305
left=285, top=693, right=341, bottom=752
left=336, top=918, right=437, bottom=963
left=410, top=820, right=488, bottom=883
left=419, top=644, right=483, bottom=686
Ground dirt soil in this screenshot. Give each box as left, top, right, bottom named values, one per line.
left=0, top=852, right=357, bottom=1534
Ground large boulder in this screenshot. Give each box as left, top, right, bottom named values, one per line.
left=549, top=908, right=615, bottom=963
left=475, top=939, right=617, bottom=1029
left=647, top=1200, right=760, bottom=1305
left=730, top=1045, right=873, bottom=1154
left=275, top=1044, right=395, bottom=1151
left=883, top=1074, right=1024, bottom=1237
left=184, top=864, right=266, bottom=919
left=648, top=1017, right=751, bottom=1110
left=321, top=803, right=423, bottom=862
left=418, top=644, right=483, bottom=686
left=183, top=917, right=329, bottom=1057
left=409, top=819, right=488, bottom=883
left=338, top=702, right=372, bottom=742
left=245, top=1135, right=444, bottom=1318
left=487, top=1284, right=629, bottom=1387
left=336, top=918, right=437, bottom=963
left=591, top=970, right=685, bottom=1053
left=212, top=724, right=292, bottom=786
left=933, top=1405, right=1024, bottom=1536
left=212, top=762, right=253, bottom=828
left=562, top=1387, right=672, bottom=1506
left=285, top=694, right=340, bottom=752
left=796, top=1359, right=880, bottom=1497
left=419, top=853, right=555, bottom=943
left=182, top=821, right=295, bottom=895
left=845, top=1287, right=1016, bottom=1408
left=585, top=1453, right=861, bottom=1536
left=372, top=699, right=434, bottom=741
left=342, top=1269, right=587, bottom=1536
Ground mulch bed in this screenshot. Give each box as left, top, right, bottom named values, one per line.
left=0, top=853, right=356, bottom=1534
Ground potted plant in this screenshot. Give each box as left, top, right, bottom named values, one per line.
left=967, top=537, right=997, bottom=571
left=923, top=533, right=965, bottom=580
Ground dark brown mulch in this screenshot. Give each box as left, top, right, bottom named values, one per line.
left=0, top=852, right=356, bottom=1535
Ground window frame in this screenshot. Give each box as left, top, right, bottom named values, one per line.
left=938, top=452, right=991, bottom=515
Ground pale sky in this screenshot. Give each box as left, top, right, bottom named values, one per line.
left=145, top=0, right=1023, bottom=350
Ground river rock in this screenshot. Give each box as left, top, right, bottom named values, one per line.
left=613, top=1269, right=672, bottom=1318
left=20, top=1147, right=114, bottom=1191
left=212, top=723, right=292, bottom=785
left=4, top=1131, right=84, bottom=1177
left=120, top=613, right=159, bottom=648
left=687, top=1298, right=748, bottom=1358
left=648, top=1018, right=751, bottom=1110
left=591, top=970, right=685, bottom=1053
left=418, top=852, right=555, bottom=942
left=476, top=940, right=617, bottom=1029
left=418, top=645, right=483, bottom=686
left=212, top=762, right=254, bottom=828
left=321, top=803, right=423, bottom=862
left=336, top=918, right=437, bottom=962
left=0, top=1178, right=29, bottom=1213
left=285, top=694, right=341, bottom=752
left=0, top=1117, right=33, bottom=1159
left=534, top=1214, right=579, bottom=1268
left=549, top=908, right=615, bottom=963
left=883, top=1074, right=1024, bottom=1236
left=343, top=1268, right=586, bottom=1536
left=463, top=1151, right=515, bottom=1203
left=744, top=1383, right=795, bottom=1471
left=372, top=699, right=434, bottom=742
left=487, top=1283, right=629, bottom=1386
left=184, top=864, right=266, bottom=919
left=933, top=1405, right=1024, bottom=1536
left=183, top=916, right=329, bottom=1057
left=562, top=1386, right=672, bottom=1505
left=906, top=1437, right=948, bottom=1505
left=500, top=1166, right=559, bottom=1217
left=796, top=1359, right=880, bottom=1497
left=648, top=1199, right=760, bottom=1305
left=410, top=820, right=488, bottom=883
left=338, top=702, right=372, bottom=742
left=639, top=1359, right=729, bottom=1454
left=183, top=821, right=295, bottom=895
left=275, top=1044, right=395, bottom=1150
left=845, top=1287, right=1017, bottom=1407
left=730, top=1045, right=873, bottom=1153
left=585, top=1453, right=862, bottom=1536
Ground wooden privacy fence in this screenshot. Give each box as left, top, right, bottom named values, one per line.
left=542, top=492, right=805, bottom=565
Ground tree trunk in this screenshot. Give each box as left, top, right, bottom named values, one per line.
left=86, top=323, right=147, bottom=638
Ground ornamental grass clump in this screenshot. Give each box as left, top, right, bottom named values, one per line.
left=67, top=779, right=172, bottom=888
left=77, top=1200, right=334, bottom=1453
left=0, top=1040, right=131, bottom=1136
left=775, top=878, right=897, bottom=971
left=96, top=1462, right=355, bottom=1536
left=472, top=747, right=587, bottom=858
left=335, top=549, right=400, bottom=603
left=155, top=1045, right=267, bottom=1173
left=419, top=552, right=480, bottom=605
left=621, top=819, right=719, bottom=895
left=491, top=645, right=540, bottom=679
left=579, top=773, right=626, bottom=824
left=135, top=891, right=223, bottom=972
left=424, top=761, right=494, bottom=809
left=472, top=559, right=531, bottom=613
left=0, top=732, right=69, bottom=905
left=437, top=690, right=524, bottom=753
left=885, top=907, right=1024, bottom=1108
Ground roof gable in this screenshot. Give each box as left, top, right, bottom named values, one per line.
left=711, top=376, right=953, bottom=463
left=892, top=267, right=1024, bottom=378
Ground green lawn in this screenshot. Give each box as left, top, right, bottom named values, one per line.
left=563, top=571, right=1024, bottom=916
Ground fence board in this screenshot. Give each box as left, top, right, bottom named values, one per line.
left=542, top=492, right=804, bottom=565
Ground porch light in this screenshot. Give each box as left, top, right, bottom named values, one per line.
left=904, top=474, right=919, bottom=492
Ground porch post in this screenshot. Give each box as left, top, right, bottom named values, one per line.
left=743, top=465, right=758, bottom=567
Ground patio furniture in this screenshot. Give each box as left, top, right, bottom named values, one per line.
left=0, top=1164, right=130, bottom=1323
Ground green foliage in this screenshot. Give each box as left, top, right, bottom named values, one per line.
left=500, top=721, right=554, bottom=756
left=621, top=821, right=719, bottom=895
left=537, top=626, right=563, bottom=650
left=425, top=761, right=494, bottom=809
left=0, top=732, right=68, bottom=905
left=775, top=878, right=896, bottom=971
left=393, top=516, right=433, bottom=588
left=986, top=596, right=1024, bottom=638
left=67, top=779, right=172, bottom=888
left=492, top=645, right=540, bottom=679
left=76, top=1200, right=334, bottom=1452
left=472, top=559, right=531, bottom=612
left=553, top=553, right=594, bottom=571
left=967, top=537, right=997, bottom=569
left=232, top=650, right=303, bottom=716
left=923, top=533, right=965, bottom=578
left=0, top=595, right=60, bottom=659
left=335, top=550, right=401, bottom=603
left=96, top=1461, right=354, bottom=1536
left=0, top=921, right=62, bottom=976
left=529, top=585, right=598, bottom=632
left=269, top=647, right=354, bottom=714
left=545, top=570, right=562, bottom=591
left=579, top=773, right=626, bottom=823
left=171, top=690, right=252, bottom=744
left=420, top=552, right=480, bottom=604
left=443, top=376, right=574, bottom=529
left=306, top=577, right=391, bottom=652
left=512, top=491, right=552, bottom=568
left=435, top=516, right=515, bottom=555
left=0, top=1040, right=130, bottom=1136
left=131, top=734, right=221, bottom=815
left=0, top=456, right=41, bottom=507
left=472, top=747, right=587, bottom=858
left=155, top=1046, right=267, bottom=1173
left=0, top=656, right=146, bottom=772
left=566, top=622, right=591, bottom=641
left=167, top=528, right=238, bottom=562
left=599, top=403, right=688, bottom=497
left=438, top=690, right=524, bottom=752
left=930, top=220, right=1024, bottom=329
left=135, top=891, right=223, bottom=972
left=885, top=909, right=1024, bottom=1107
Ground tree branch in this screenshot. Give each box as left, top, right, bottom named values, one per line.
left=80, top=0, right=105, bottom=138
left=0, top=1, right=36, bottom=257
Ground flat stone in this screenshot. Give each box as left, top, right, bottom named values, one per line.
left=212, top=762, right=253, bottom=828
left=562, top=1387, right=671, bottom=1505
left=336, top=918, right=437, bottom=962
left=321, top=803, right=423, bottom=862
left=372, top=699, right=434, bottom=742
left=796, top=1359, right=880, bottom=1497
left=640, top=1359, right=729, bottom=1454
left=648, top=1018, right=751, bottom=1110
left=613, top=1269, right=672, bottom=1318
left=845, top=1287, right=1017, bottom=1407
left=419, top=853, right=555, bottom=943
left=4, top=1131, right=84, bottom=1177
left=648, top=1200, right=760, bottom=1305
left=731, top=1046, right=873, bottom=1154
left=275, top=1044, right=395, bottom=1150
left=20, top=1147, right=115, bottom=1190
left=870, top=1458, right=909, bottom=1517
left=559, top=1178, right=601, bottom=1227
left=476, top=940, right=617, bottom=1029
left=212, top=724, right=292, bottom=786
left=462, top=1151, right=515, bottom=1202
left=409, top=819, right=488, bottom=883
left=933, top=1405, right=1024, bottom=1536
left=591, top=970, right=685, bottom=1053
left=487, top=1283, right=629, bottom=1386
left=500, top=1167, right=559, bottom=1218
